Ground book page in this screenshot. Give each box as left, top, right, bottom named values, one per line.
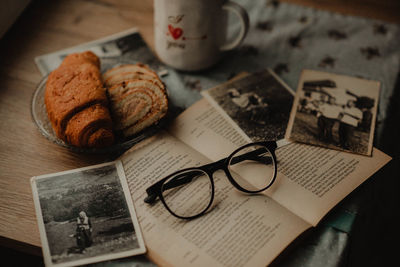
left=169, top=69, right=294, bottom=160
left=168, top=98, right=248, bottom=160
left=269, top=143, right=391, bottom=225
left=121, top=132, right=310, bottom=267
left=169, top=98, right=391, bottom=226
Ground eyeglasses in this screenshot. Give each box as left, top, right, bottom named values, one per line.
left=144, top=141, right=277, bottom=220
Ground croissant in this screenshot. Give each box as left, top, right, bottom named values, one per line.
left=103, top=64, right=168, bottom=137
left=45, top=51, right=114, bottom=148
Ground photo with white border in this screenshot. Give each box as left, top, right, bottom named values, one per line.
left=285, top=69, right=380, bottom=156
left=202, top=69, right=295, bottom=144
left=31, top=161, right=146, bottom=267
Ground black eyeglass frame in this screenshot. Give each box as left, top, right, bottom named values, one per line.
left=144, top=141, right=278, bottom=220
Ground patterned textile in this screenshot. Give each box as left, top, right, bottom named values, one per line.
left=163, top=0, right=400, bottom=144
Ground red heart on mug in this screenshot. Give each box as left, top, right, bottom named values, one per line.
left=168, top=24, right=183, bottom=40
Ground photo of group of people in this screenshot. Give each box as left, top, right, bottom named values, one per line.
left=286, top=70, right=380, bottom=155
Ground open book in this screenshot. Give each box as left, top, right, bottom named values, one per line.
left=120, top=70, right=391, bottom=267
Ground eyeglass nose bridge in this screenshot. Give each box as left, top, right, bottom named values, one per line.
left=200, top=159, right=241, bottom=190
left=201, top=158, right=228, bottom=173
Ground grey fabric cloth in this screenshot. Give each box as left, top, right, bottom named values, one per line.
left=163, top=0, right=400, bottom=145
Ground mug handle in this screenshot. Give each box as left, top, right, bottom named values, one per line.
left=220, top=1, right=250, bottom=51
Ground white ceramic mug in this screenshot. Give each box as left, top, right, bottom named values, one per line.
left=154, top=0, right=249, bottom=71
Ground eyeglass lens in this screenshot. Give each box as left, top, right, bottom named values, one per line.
left=161, top=169, right=213, bottom=218
left=228, top=144, right=275, bottom=192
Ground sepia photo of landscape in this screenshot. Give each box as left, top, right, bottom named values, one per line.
left=32, top=162, right=145, bottom=267
left=204, top=70, right=294, bottom=142
left=286, top=70, right=380, bottom=156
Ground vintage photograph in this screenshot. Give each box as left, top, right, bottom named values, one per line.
left=31, top=161, right=146, bottom=267
left=203, top=70, right=295, bottom=142
left=286, top=70, right=380, bottom=155
left=35, top=28, right=165, bottom=75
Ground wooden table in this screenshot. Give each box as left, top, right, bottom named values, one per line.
left=0, top=0, right=399, bottom=256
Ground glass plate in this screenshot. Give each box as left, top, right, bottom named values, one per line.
left=31, top=76, right=167, bottom=154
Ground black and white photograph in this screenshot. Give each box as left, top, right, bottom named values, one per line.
left=203, top=70, right=295, bottom=142
left=31, top=161, right=146, bottom=267
left=286, top=70, right=380, bottom=156
left=35, top=28, right=165, bottom=75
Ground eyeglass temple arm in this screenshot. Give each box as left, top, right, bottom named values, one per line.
left=144, top=172, right=198, bottom=204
